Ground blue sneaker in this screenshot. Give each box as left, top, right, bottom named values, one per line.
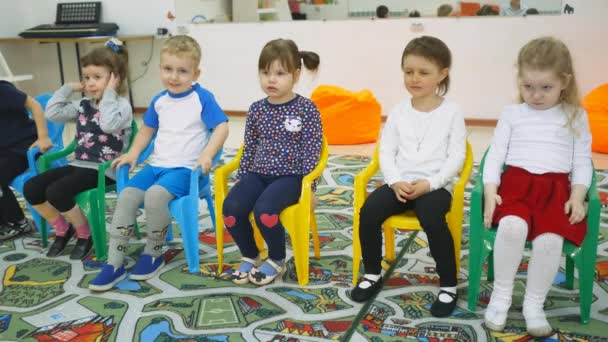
left=130, top=254, right=165, bottom=280
left=89, top=264, right=127, bottom=291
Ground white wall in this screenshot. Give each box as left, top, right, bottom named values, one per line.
left=189, top=0, right=607, bottom=119
left=1, top=0, right=606, bottom=119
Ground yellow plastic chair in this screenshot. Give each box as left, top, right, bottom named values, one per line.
left=352, top=141, right=473, bottom=285
left=215, top=136, right=329, bottom=286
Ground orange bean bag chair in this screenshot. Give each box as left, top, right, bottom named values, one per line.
left=583, top=84, right=608, bottom=153
left=311, top=85, right=381, bottom=145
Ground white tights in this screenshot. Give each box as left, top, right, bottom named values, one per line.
left=485, top=215, right=563, bottom=334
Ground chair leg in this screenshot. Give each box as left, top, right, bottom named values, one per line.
left=577, top=248, right=596, bottom=325
left=204, top=194, right=217, bottom=230
left=467, top=228, right=488, bottom=312
left=352, top=213, right=362, bottom=286
left=311, top=211, right=320, bottom=260
left=216, top=222, right=224, bottom=277
left=166, top=221, right=174, bottom=242
left=384, top=225, right=395, bottom=262
left=487, top=252, right=495, bottom=282
left=565, top=255, right=575, bottom=290
left=39, top=218, right=49, bottom=248
left=177, top=203, right=201, bottom=274
left=83, top=193, right=107, bottom=261
left=292, top=220, right=310, bottom=286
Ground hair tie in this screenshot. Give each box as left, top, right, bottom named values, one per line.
left=105, top=37, right=123, bottom=53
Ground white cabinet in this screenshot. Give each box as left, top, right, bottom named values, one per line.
left=233, top=0, right=292, bottom=22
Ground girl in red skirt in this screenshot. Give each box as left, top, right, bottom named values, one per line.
left=482, top=37, right=592, bottom=337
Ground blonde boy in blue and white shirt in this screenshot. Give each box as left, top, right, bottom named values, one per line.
left=90, top=35, right=228, bottom=291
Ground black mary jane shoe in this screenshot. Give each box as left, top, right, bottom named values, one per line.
left=46, top=225, right=75, bottom=257
left=430, top=290, right=458, bottom=317
left=70, top=237, right=93, bottom=260
left=350, top=276, right=383, bottom=303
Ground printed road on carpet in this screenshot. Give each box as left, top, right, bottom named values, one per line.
left=1, top=150, right=607, bottom=342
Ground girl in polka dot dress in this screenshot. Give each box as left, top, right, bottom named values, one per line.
left=222, top=38, right=323, bottom=286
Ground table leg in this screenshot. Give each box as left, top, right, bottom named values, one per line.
left=123, top=41, right=135, bottom=109
left=56, top=42, right=64, bottom=85
left=75, top=42, right=83, bottom=97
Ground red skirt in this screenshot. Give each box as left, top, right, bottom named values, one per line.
left=492, top=166, right=586, bottom=246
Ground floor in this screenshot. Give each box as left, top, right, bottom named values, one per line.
left=63, top=115, right=608, bottom=168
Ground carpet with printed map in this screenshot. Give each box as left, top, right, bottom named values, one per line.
left=0, top=150, right=607, bottom=342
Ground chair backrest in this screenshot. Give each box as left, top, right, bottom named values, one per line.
left=32, top=93, right=65, bottom=149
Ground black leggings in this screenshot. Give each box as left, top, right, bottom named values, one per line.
left=0, top=150, right=29, bottom=223
left=359, top=184, right=456, bottom=287
left=23, top=165, right=114, bottom=212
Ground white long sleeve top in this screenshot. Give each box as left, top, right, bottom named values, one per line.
left=483, top=103, right=592, bottom=187
left=379, top=98, right=467, bottom=193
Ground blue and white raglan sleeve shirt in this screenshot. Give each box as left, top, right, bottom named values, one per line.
left=143, top=83, right=228, bottom=169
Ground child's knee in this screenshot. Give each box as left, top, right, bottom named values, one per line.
left=498, top=215, right=528, bottom=240
left=45, top=184, right=72, bottom=212
left=117, top=187, right=145, bottom=209
left=222, top=196, right=247, bottom=219
left=22, top=177, right=44, bottom=204
left=532, top=233, right=563, bottom=254
left=253, top=205, right=280, bottom=229
left=143, top=185, right=172, bottom=212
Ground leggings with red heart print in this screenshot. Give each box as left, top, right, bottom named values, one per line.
left=223, top=172, right=303, bottom=261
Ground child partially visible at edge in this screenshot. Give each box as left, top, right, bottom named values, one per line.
left=482, top=37, right=592, bottom=337
left=350, top=36, right=466, bottom=319
left=223, top=38, right=323, bottom=286
left=89, top=35, right=228, bottom=291
left=23, top=41, right=132, bottom=260
left=0, top=82, right=52, bottom=241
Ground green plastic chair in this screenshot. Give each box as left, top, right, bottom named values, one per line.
left=467, top=149, right=601, bottom=324
left=37, top=120, right=138, bottom=261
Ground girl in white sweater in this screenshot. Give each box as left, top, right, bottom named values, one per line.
left=350, top=36, right=466, bottom=318
left=482, top=37, right=592, bottom=337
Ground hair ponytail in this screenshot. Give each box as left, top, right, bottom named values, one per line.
left=299, top=51, right=320, bottom=71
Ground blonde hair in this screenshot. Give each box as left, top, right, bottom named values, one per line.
left=517, top=37, right=581, bottom=131
left=161, top=35, right=201, bottom=65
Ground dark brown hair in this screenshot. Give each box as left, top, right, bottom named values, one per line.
left=258, top=39, right=320, bottom=75
left=401, top=36, right=452, bottom=95
left=80, top=46, right=129, bottom=95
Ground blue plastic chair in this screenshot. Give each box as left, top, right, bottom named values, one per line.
left=116, top=138, right=221, bottom=273
left=10, top=93, right=67, bottom=234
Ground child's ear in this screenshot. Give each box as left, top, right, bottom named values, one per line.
left=195, top=67, right=202, bottom=80
left=293, top=68, right=301, bottom=83
left=439, top=67, right=449, bottom=82
left=561, top=73, right=572, bottom=90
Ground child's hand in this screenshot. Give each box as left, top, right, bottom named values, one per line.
left=564, top=199, right=587, bottom=224
left=403, top=179, right=430, bottom=200
left=390, top=181, right=412, bottom=203
left=67, top=81, right=84, bottom=92
left=194, top=154, right=213, bottom=174
left=29, top=136, right=53, bottom=153
left=483, top=193, right=502, bottom=228
left=111, top=152, right=138, bottom=172
left=106, top=72, right=120, bottom=91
